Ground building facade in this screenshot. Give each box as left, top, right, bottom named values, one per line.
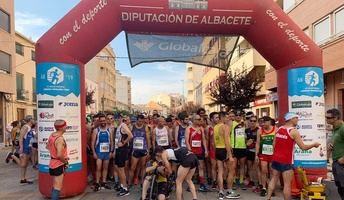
left=186, top=63, right=203, bottom=103
left=266, top=0, right=344, bottom=115
left=13, top=32, right=37, bottom=121
left=115, top=70, right=132, bottom=111
left=0, top=0, right=15, bottom=142
left=85, top=45, right=117, bottom=113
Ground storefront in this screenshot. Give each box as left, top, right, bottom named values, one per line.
left=251, top=93, right=278, bottom=119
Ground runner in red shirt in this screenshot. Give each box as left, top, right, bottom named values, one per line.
left=267, top=112, right=320, bottom=200
left=185, top=114, right=208, bottom=192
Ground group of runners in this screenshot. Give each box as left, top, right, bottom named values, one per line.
left=86, top=108, right=321, bottom=200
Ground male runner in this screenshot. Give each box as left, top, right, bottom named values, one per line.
left=256, top=116, right=275, bottom=196
left=91, top=114, right=114, bottom=191
left=226, top=110, right=245, bottom=199
left=115, top=116, right=133, bottom=196
left=245, top=115, right=261, bottom=192
left=129, top=114, right=151, bottom=186
left=185, top=114, right=208, bottom=192
left=267, top=113, right=320, bottom=200
left=214, top=112, right=232, bottom=200
left=153, top=117, right=171, bottom=150
left=207, top=112, right=218, bottom=189
left=47, top=120, right=68, bottom=200
left=18, top=115, right=35, bottom=184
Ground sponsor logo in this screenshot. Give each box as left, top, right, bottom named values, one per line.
left=39, top=112, right=54, bottom=119
left=134, top=40, right=155, bottom=52
left=276, top=133, right=288, bottom=139
left=292, top=101, right=312, bottom=108
left=305, top=71, right=319, bottom=87
left=38, top=100, right=54, bottom=108
left=66, top=125, right=79, bottom=131
left=301, top=125, right=312, bottom=129
left=69, top=149, right=78, bottom=155
left=58, top=102, right=79, bottom=107
left=317, top=124, right=325, bottom=129
left=39, top=126, right=55, bottom=132
left=169, top=0, right=208, bottom=10
left=296, top=111, right=312, bottom=119
left=315, top=102, right=325, bottom=107
left=66, top=138, right=79, bottom=142
left=47, top=67, right=64, bottom=85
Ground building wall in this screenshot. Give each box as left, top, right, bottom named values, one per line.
left=12, top=32, right=37, bottom=121
left=0, top=0, right=15, bottom=142
left=85, top=45, right=116, bottom=112
left=150, top=94, right=171, bottom=108
left=116, top=71, right=131, bottom=111
left=186, top=63, right=203, bottom=103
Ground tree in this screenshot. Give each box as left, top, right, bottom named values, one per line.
left=86, top=88, right=95, bottom=106
left=176, top=102, right=203, bottom=115
left=210, top=68, right=264, bottom=111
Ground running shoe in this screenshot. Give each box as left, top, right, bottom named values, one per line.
left=20, top=179, right=33, bottom=184
left=225, top=191, right=240, bottom=199
left=218, top=192, right=224, bottom=200
left=114, top=183, right=121, bottom=191
left=199, top=184, right=209, bottom=192
left=101, top=182, right=111, bottom=189
left=118, top=188, right=130, bottom=196
left=93, top=183, right=100, bottom=192
left=5, top=152, right=13, bottom=163
left=260, top=188, right=267, bottom=197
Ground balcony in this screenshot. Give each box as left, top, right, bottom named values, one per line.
left=17, top=89, right=29, bottom=101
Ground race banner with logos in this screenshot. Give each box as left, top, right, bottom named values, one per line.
left=288, top=67, right=326, bottom=168
left=37, top=63, right=82, bottom=173
left=126, top=33, right=239, bottom=71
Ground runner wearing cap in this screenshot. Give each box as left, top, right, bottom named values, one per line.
left=185, top=114, right=208, bottom=192
left=266, top=112, right=321, bottom=200
left=47, top=120, right=68, bottom=200
left=18, top=115, right=35, bottom=184
left=255, top=116, right=276, bottom=196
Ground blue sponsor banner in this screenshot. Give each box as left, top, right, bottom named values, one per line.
left=288, top=67, right=324, bottom=97
left=37, top=62, right=80, bottom=97
left=126, top=33, right=238, bottom=70
left=294, top=160, right=327, bottom=168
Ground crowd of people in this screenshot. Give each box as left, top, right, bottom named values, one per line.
left=84, top=108, right=321, bottom=200
left=6, top=107, right=344, bottom=200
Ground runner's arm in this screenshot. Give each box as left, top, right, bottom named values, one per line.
left=292, top=129, right=320, bottom=150
left=19, top=126, right=28, bottom=151
left=201, top=128, right=208, bottom=153
left=110, top=129, right=114, bottom=153
left=255, top=129, right=261, bottom=156
left=223, top=125, right=232, bottom=157
left=122, top=124, right=133, bottom=145
left=162, top=152, right=172, bottom=175
left=185, top=127, right=191, bottom=151
left=91, top=129, right=97, bottom=155
left=152, top=129, right=156, bottom=150
left=174, top=126, right=180, bottom=147
left=168, top=127, right=173, bottom=147
left=146, top=126, right=152, bottom=151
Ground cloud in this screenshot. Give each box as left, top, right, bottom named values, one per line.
left=15, top=11, right=51, bottom=41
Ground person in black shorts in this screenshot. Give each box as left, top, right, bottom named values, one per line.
left=245, top=115, right=261, bottom=189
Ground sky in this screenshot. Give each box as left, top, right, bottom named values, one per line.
left=14, top=0, right=187, bottom=105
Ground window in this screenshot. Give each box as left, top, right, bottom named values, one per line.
left=283, top=0, right=295, bottom=11
left=32, top=78, right=36, bottom=102
left=335, top=7, right=344, bottom=35
left=16, top=42, right=24, bottom=56
left=314, top=16, right=331, bottom=44
left=16, top=73, right=24, bottom=100
left=0, top=50, right=11, bottom=73
left=31, top=50, right=36, bottom=61
left=0, top=9, right=10, bottom=32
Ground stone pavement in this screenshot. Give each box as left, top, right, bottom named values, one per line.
left=0, top=145, right=310, bottom=200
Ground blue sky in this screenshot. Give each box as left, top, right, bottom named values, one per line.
left=15, top=0, right=187, bottom=104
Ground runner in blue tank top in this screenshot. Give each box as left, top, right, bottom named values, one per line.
left=175, top=112, right=189, bottom=148
left=91, top=114, right=114, bottom=191
left=129, top=114, right=151, bottom=186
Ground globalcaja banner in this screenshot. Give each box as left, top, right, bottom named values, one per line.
left=126, top=33, right=239, bottom=71
left=37, top=62, right=82, bottom=173
left=288, top=67, right=326, bottom=168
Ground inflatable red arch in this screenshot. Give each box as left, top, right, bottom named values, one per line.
left=36, top=0, right=326, bottom=197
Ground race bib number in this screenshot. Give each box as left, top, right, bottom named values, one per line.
left=157, top=136, right=169, bottom=146
left=100, top=143, right=110, bottom=153
left=181, top=138, right=186, bottom=147
left=192, top=140, right=202, bottom=147
left=134, top=138, right=144, bottom=150
left=236, top=128, right=246, bottom=137
left=262, top=144, right=273, bottom=155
